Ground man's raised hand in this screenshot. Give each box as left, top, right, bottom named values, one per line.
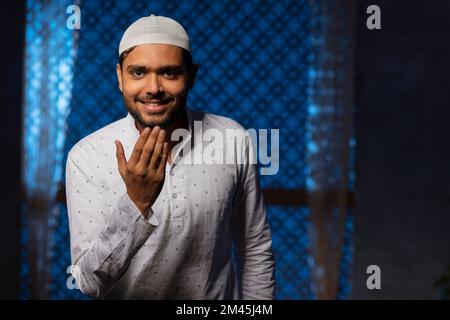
left=115, top=126, right=169, bottom=218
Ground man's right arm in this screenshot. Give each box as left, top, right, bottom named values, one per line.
left=66, top=146, right=156, bottom=299
left=67, top=127, right=168, bottom=298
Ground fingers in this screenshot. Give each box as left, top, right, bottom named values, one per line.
left=156, top=142, right=169, bottom=177
left=115, top=140, right=127, bottom=177
left=128, top=127, right=151, bottom=167
left=136, top=126, right=162, bottom=172
left=149, top=129, right=166, bottom=169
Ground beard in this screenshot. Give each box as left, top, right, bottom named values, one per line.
left=123, top=93, right=187, bottom=130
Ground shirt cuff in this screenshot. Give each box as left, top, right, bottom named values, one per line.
left=120, top=192, right=159, bottom=227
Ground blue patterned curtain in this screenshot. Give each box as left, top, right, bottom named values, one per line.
left=22, top=0, right=80, bottom=298
left=306, top=0, right=355, bottom=299
left=22, top=0, right=355, bottom=299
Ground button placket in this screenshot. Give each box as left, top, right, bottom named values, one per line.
left=168, top=168, right=181, bottom=207
left=171, top=171, right=185, bottom=233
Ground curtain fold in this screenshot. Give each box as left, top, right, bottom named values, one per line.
left=306, top=0, right=356, bottom=299
left=22, top=0, right=80, bottom=299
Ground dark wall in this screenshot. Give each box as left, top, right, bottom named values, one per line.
left=354, top=0, right=450, bottom=299
left=0, top=0, right=25, bottom=299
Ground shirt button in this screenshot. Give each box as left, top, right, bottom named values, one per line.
left=172, top=194, right=177, bottom=199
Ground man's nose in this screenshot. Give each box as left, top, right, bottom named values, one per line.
left=144, top=73, right=162, bottom=96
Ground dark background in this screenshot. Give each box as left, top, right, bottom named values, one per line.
left=353, top=0, right=450, bottom=299
left=2, top=0, right=450, bottom=299
left=0, top=0, right=25, bottom=299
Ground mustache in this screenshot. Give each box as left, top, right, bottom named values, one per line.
left=135, top=93, right=173, bottom=103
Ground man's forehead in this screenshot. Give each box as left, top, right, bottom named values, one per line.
left=124, top=44, right=184, bottom=66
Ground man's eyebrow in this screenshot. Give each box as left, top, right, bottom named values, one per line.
left=126, top=64, right=147, bottom=71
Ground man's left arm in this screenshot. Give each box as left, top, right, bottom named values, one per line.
left=231, top=134, right=275, bottom=300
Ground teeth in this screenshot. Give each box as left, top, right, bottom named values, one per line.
left=144, top=102, right=162, bottom=107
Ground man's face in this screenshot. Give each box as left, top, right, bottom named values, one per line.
left=116, top=44, right=193, bottom=130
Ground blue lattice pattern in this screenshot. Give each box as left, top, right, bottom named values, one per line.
left=51, top=205, right=89, bottom=300
left=267, top=206, right=313, bottom=299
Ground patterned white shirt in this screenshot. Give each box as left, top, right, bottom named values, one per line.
left=66, top=107, right=275, bottom=299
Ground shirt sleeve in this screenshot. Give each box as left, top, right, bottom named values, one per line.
left=66, top=146, right=157, bottom=299
left=231, top=134, right=276, bottom=300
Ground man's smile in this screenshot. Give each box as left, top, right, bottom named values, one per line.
left=137, top=97, right=173, bottom=113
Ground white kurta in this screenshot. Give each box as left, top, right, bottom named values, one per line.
left=66, top=107, right=275, bottom=299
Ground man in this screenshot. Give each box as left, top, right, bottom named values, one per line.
left=66, top=14, right=275, bottom=299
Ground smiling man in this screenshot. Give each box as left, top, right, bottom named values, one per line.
left=66, top=14, right=275, bottom=299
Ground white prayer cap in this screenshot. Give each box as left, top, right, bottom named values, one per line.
left=118, top=14, right=191, bottom=56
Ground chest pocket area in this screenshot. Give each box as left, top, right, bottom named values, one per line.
left=104, top=179, right=126, bottom=214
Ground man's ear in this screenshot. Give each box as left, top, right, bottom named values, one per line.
left=116, top=63, right=123, bottom=92
left=188, top=63, right=199, bottom=90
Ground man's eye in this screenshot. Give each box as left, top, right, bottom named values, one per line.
left=163, top=71, right=176, bottom=78
left=131, top=70, right=144, bottom=77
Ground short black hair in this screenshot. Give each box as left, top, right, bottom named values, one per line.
left=118, top=46, right=193, bottom=75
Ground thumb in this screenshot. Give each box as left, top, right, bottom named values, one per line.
left=115, top=140, right=127, bottom=176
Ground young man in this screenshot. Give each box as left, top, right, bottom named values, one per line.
left=66, top=14, right=275, bottom=299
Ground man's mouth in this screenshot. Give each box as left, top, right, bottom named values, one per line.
left=138, top=99, right=172, bottom=113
